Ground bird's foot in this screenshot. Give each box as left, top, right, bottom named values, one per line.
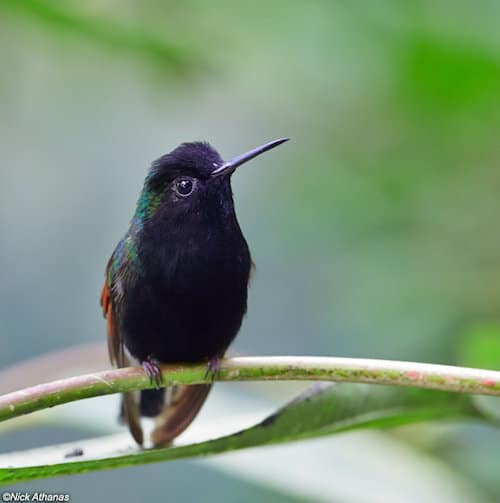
left=204, top=355, right=222, bottom=382
left=142, top=356, right=163, bottom=389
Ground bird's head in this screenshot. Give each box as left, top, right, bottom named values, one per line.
left=137, top=138, right=289, bottom=224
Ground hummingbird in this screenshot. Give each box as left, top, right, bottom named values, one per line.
left=100, top=137, right=289, bottom=447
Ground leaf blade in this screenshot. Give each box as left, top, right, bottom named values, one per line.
left=0, top=383, right=491, bottom=485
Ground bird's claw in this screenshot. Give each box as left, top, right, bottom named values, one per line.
left=204, top=356, right=222, bottom=382
left=142, top=356, right=163, bottom=389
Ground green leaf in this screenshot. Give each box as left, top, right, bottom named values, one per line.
left=398, top=34, right=500, bottom=114
left=0, top=383, right=490, bottom=485
left=457, top=324, right=500, bottom=421
left=0, top=0, right=198, bottom=73
left=458, top=323, right=500, bottom=371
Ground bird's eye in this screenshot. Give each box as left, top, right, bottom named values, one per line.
left=174, top=178, right=194, bottom=197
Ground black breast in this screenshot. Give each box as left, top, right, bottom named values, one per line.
left=120, top=220, right=251, bottom=363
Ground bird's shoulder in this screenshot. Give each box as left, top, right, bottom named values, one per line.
left=107, top=232, right=142, bottom=290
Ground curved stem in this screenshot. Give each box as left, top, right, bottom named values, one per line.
left=1, top=356, right=499, bottom=422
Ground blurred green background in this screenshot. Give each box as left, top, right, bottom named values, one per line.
left=1, top=1, right=499, bottom=501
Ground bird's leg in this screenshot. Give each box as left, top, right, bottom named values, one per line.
left=142, top=356, right=163, bottom=389
left=204, top=355, right=222, bottom=382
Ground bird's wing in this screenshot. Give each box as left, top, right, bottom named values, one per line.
left=150, top=384, right=212, bottom=447
left=100, top=257, right=120, bottom=366
left=100, top=254, right=144, bottom=446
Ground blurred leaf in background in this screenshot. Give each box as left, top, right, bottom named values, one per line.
left=0, top=0, right=198, bottom=72
left=458, top=323, right=500, bottom=370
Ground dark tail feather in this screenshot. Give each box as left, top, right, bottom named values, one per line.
left=140, top=388, right=166, bottom=417
left=150, top=384, right=212, bottom=447
left=117, top=349, right=144, bottom=446
left=121, top=385, right=210, bottom=447
left=120, top=392, right=144, bottom=446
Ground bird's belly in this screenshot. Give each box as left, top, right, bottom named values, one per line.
left=120, top=265, right=249, bottom=363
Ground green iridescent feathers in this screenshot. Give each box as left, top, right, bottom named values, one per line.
left=107, top=185, right=163, bottom=288
left=134, top=188, right=163, bottom=224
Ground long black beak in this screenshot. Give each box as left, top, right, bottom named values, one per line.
left=211, top=137, right=289, bottom=177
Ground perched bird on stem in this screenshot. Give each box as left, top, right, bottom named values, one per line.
left=100, top=137, right=289, bottom=447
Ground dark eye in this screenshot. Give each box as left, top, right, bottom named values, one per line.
left=174, top=178, right=194, bottom=197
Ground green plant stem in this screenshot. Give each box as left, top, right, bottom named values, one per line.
left=1, top=356, right=499, bottom=423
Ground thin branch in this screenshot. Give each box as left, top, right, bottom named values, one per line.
left=1, top=356, right=499, bottom=422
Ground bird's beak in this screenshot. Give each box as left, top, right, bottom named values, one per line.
left=211, top=137, right=289, bottom=178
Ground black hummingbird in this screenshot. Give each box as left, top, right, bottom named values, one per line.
left=101, top=137, right=289, bottom=447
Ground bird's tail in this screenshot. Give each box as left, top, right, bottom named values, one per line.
left=121, top=384, right=212, bottom=447
left=150, top=384, right=212, bottom=447
left=140, top=388, right=166, bottom=417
